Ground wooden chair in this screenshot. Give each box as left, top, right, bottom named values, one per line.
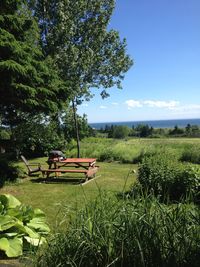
left=21, top=155, right=41, bottom=176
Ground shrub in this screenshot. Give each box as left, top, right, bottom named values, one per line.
left=0, top=194, right=50, bottom=258
left=0, top=158, right=21, bottom=187
left=35, top=194, right=200, bottom=267
left=181, top=146, right=200, bottom=164
left=137, top=152, right=200, bottom=201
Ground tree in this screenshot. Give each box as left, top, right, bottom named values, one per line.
left=12, top=115, right=66, bottom=157
left=0, top=0, right=70, bottom=126
left=169, top=125, right=184, bottom=136
left=62, top=109, right=94, bottom=142
left=135, top=124, right=153, bottom=137
left=112, top=125, right=130, bottom=139
left=31, top=0, right=133, bottom=156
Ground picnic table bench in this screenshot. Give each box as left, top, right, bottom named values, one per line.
left=41, top=158, right=99, bottom=181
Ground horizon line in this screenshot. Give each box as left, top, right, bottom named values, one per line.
left=89, top=117, right=200, bottom=124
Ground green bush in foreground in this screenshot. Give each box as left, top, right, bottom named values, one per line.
left=0, top=194, right=50, bottom=258
left=138, top=152, right=200, bottom=202
left=35, top=194, right=200, bottom=267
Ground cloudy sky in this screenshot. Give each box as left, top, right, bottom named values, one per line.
left=78, top=0, right=200, bottom=123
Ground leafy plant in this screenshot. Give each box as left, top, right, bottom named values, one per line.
left=0, top=194, right=50, bottom=258
left=137, top=152, right=200, bottom=201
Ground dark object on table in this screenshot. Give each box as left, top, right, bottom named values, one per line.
left=47, top=150, right=66, bottom=164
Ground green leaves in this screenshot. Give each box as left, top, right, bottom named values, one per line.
left=0, top=0, right=70, bottom=125
left=33, top=0, right=133, bottom=101
left=0, top=194, right=50, bottom=258
left=138, top=152, right=200, bottom=202
left=0, top=194, right=21, bottom=209
left=0, top=237, right=23, bottom=258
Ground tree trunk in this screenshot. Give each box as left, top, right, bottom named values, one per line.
left=72, top=100, right=80, bottom=158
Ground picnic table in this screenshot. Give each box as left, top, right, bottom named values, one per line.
left=42, top=158, right=99, bottom=181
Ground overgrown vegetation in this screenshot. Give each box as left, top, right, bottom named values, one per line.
left=65, top=137, right=200, bottom=164
left=136, top=152, right=200, bottom=202
left=35, top=193, right=200, bottom=267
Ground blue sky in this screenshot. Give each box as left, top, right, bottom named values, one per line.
left=78, top=0, right=200, bottom=123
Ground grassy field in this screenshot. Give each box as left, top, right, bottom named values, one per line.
left=1, top=137, right=199, bottom=227
left=0, top=137, right=199, bottom=266
left=66, top=137, right=200, bottom=163
left=0, top=159, right=136, bottom=229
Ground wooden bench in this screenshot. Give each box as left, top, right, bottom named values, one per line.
left=41, top=166, right=99, bottom=180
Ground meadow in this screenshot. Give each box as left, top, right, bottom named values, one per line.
left=0, top=137, right=200, bottom=266
left=66, top=137, right=200, bottom=164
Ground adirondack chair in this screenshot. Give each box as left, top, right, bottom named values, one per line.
left=21, top=155, right=41, bottom=176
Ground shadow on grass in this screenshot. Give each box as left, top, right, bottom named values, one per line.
left=30, top=176, right=86, bottom=185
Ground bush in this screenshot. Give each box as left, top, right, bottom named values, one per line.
left=35, top=194, right=200, bottom=267
left=181, top=146, right=200, bottom=164
left=137, top=152, right=200, bottom=201
left=0, top=157, right=21, bottom=187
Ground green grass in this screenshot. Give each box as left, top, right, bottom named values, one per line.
left=1, top=160, right=136, bottom=229
left=1, top=137, right=200, bottom=266
left=35, top=193, right=200, bottom=267
left=66, top=137, right=200, bottom=163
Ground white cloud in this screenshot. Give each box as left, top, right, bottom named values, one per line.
left=170, top=104, right=200, bottom=111
left=143, top=100, right=180, bottom=109
left=112, top=102, right=119, bottom=106
left=100, top=105, right=107, bottom=109
left=125, top=99, right=180, bottom=109
left=125, top=100, right=143, bottom=109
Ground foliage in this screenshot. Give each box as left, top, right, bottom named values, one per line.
left=0, top=194, right=50, bottom=258
left=0, top=128, right=10, bottom=140
left=66, top=137, right=199, bottom=163
left=62, top=109, right=95, bottom=142
left=32, top=0, right=133, bottom=99
left=181, top=145, right=200, bottom=164
left=30, top=0, right=133, bottom=156
left=169, top=125, right=184, bottom=136
left=0, top=157, right=21, bottom=187
left=109, top=125, right=130, bottom=139
left=12, top=115, right=66, bottom=157
left=35, top=193, right=200, bottom=267
left=101, top=124, right=200, bottom=138
left=137, top=152, right=200, bottom=201
left=0, top=0, right=69, bottom=126
left=133, top=124, right=154, bottom=137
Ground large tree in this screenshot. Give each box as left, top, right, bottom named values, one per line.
left=31, top=0, right=133, bottom=156
left=0, top=0, right=70, bottom=126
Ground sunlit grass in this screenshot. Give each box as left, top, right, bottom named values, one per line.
left=0, top=161, right=136, bottom=229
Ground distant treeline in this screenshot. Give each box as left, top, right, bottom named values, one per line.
left=98, top=124, right=200, bottom=138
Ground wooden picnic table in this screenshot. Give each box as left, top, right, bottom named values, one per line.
left=42, top=158, right=99, bottom=181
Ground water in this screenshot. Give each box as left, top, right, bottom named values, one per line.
left=90, top=118, right=200, bottom=130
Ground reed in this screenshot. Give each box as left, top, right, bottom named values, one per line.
left=34, top=192, right=200, bottom=267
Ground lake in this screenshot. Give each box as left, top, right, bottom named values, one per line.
left=90, top=118, right=200, bottom=129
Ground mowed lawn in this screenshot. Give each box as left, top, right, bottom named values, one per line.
left=0, top=159, right=136, bottom=229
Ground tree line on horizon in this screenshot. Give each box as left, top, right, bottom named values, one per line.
left=99, top=123, right=200, bottom=138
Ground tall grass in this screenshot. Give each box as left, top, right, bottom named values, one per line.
left=181, top=144, right=200, bottom=164
left=65, top=137, right=200, bottom=164
left=34, top=192, right=200, bottom=267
